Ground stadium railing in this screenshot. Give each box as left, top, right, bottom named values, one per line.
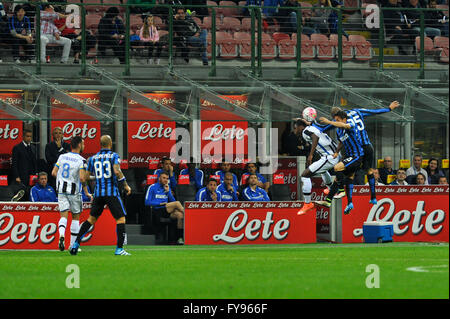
left=0, top=1, right=448, bottom=77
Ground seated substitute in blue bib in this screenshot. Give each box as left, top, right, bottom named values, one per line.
left=217, top=172, right=238, bottom=201
left=196, top=178, right=222, bottom=202
left=242, top=173, right=271, bottom=201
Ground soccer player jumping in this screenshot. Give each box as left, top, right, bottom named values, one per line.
left=317, top=110, right=365, bottom=214
left=330, top=101, right=400, bottom=204
left=70, top=135, right=132, bottom=256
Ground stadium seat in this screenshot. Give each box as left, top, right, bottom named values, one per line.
left=310, top=33, right=334, bottom=60
left=130, top=14, right=143, bottom=31
left=433, top=36, right=449, bottom=63
left=207, top=0, right=218, bottom=16
left=349, top=34, right=372, bottom=61
left=241, top=18, right=260, bottom=32
left=269, top=184, right=292, bottom=201
left=292, top=33, right=316, bottom=60
left=299, top=2, right=313, bottom=18
left=216, top=32, right=239, bottom=58
left=273, top=33, right=295, bottom=60
left=85, top=14, right=102, bottom=35
left=219, top=1, right=240, bottom=17
left=202, top=16, right=222, bottom=32
left=175, top=184, right=197, bottom=205
left=234, top=32, right=252, bottom=59
left=255, top=33, right=277, bottom=60
left=222, top=17, right=242, bottom=33
left=330, top=34, right=354, bottom=60
left=85, top=0, right=103, bottom=15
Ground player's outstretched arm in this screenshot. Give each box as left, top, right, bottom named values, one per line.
left=319, top=117, right=351, bottom=129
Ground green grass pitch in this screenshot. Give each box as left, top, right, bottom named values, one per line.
left=0, top=243, right=448, bottom=299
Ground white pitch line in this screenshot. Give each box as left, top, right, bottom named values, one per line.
left=406, top=265, right=449, bottom=273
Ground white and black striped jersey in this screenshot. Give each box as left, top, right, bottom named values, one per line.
left=55, top=152, right=87, bottom=195
left=302, top=125, right=338, bottom=158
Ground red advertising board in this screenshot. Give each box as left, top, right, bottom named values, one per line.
left=201, top=121, right=248, bottom=164
left=200, top=95, right=248, bottom=121
left=340, top=185, right=449, bottom=243
left=184, top=201, right=316, bottom=245
left=0, top=202, right=117, bottom=250
left=127, top=93, right=177, bottom=167
left=51, top=92, right=101, bottom=157
left=273, top=157, right=298, bottom=200
left=0, top=93, right=24, bottom=169
left=311, top=177, right=330, bottom=235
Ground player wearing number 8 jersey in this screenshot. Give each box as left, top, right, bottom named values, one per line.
left=52, top=136, right=92, bottom=252
left=70, top=135, right=132, bottom=256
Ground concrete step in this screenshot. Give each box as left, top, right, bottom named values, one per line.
left=126, top=224, right=145, bottom=235
left=127, top=234, right=156, bottom=245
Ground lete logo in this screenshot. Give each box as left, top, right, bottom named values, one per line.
left=213, top=210, right=290, bottom=243
left=353, top=198, right=446, bottom=237
left=61, top=123, right=97, bottom=140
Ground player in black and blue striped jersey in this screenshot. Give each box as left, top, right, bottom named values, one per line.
left=70, top=135, right=132, bottom=256
left=317, top=110, right=365, bottom=214
left=330, top=101, right=400, bottom=205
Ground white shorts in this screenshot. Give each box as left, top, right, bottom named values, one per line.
left=308, top=155, right=339, bottom=176
left=58, top=193, right=83, bottom=214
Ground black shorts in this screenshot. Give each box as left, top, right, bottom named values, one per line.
left=342, top=156, right=362, bottom=175
left=362, top=144, right=374, bottom=170
left=90, top=196, right=127, bottom=220
left=152, top=205, right=168, bottom=217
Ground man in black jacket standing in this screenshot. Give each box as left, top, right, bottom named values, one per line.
left=45, top=126, right=70, bottom=188
left=11, top=129, right=38, bottom=191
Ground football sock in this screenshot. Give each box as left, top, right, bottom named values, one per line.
left=116, top=223, right=126, bottom=249
left=70, top=220, right=80, bottom=247
left=326, top=180, right=339, bottom=202
left=321, top=171, right=333, bottom=188
left=76, top=220, right=92, bottom=244
left=368, top=174, right=376, bottom=199
left=58, top=217, right=67, bottom=238
left=345, top=178, right=354, bottom=204
left=176, top=228, right=184, bottom=240
left=301, top=177, right=312, bottom=204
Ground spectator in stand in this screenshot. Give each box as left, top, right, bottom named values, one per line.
left=40, top=4, right=71, bottom=63
left=0, top=2, right=7, bottom=49
left=21, top=0, right=40, bottom=28
left=365, top=168, right=385, bottom=185
left=179, top=159, right=204, bottom=191
left=243, top=0, right=262, bottom=17
left=144, top=171, right=185, bottom=244
left=382, top=0, right=419, bottom=55
left=54, top=6, right=97, bottom=64
left=405, top=0, right=442, bottom=38
left=327, top=0, right=348, bottom=36
left=425, top=0, right=448, bottom=37
left=389, top=168, right=409, bottom=185
left=173, top=8, right=208, bottom=66
left=154, top=157, right=177, bottom=189
left=98, top=6, right=126, bottom=64
left=416, top=172, right=428, bottom=185
left=240, top=162, right=270, bottom=193
left=196, top=178, right=222, bottom=201
left=277, top=0, right=317, bottom=35
left=217, top=172, right=239, bottom=201
left=309, top=0, right=334, bottom=35
left=215, top=160, right=239, bottom=190
left=139, top=13, right=162, bottom=64
left=7, top=5, right=34, bottom=63
left=261, top=0, right=284, bottom=23
left=11, top=129, right=38, bottom=189
left=242, top=173, right=271, bottom=201
left=185, top=0, right=209, bottom=19
left=30, top=172, right=57, bottom=202
left=45, top=126, right=70, bottom=188
left=438, top=176, right=448, bottom=185
left=283, top=119, right=311, bottom=156
left=406, top=154, right=428, bottom=183
left=379, top=156, right=397, bottom=185
left=425, top=158, right=446, bottom=184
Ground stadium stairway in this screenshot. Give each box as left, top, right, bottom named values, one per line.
left=125, top=224, right=156, bottom=245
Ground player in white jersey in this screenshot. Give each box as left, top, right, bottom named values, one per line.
left=296, top=116, right=340, bottom=215
left=52, top=136, right=92, bottom=251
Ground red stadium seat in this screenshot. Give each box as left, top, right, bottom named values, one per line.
left=292, top=33, right=316, bottom=60
left=310, top=33, right=333, bottom=60
left=241, top=17, right=261, bottom=32
left=330, top=34, right=354, bottom=60
left=349, top=34, right=372, bottom=61
left=415, top=36, right=437, bottom=56
left=85, top=14, right=102, bottom=35
left=203, top=16, right=222, bottom=31
left=219, top=1, right=240, bottom=17
left=85, top=0, right=103, bottom=15
left=434, top=36, right=449, bottom=63
left=299, top=2, right=313, bottom=17
left=216, top=32, right=238, bottom=59
left=222, top=17, right=242, bottom=33
left=234, top=32, right=252, bottom=59
left=277, top=34, right=296, bottom=60
left=207, top=0, right=218, bottom=16
left=130, top=14, right=143, bottom=31
left=260, top=33, right=277, bottom=60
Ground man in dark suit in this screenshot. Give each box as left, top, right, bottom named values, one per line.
left=11, top=129, right=38, bottom=190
